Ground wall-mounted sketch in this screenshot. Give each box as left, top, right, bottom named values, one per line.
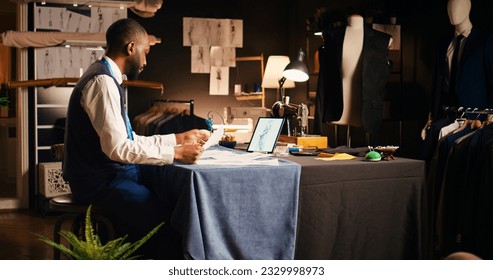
left=35, top=6, right=65, bottom=31
left=191, top=45, right=210, bottom=73
left=209, top=66, right=229, bottom=95
left=184, top=17, right=243, bottom=95
left=229, top=19, right=243, bottom=48
left=66, top=11, right=92, bottom=33
left=183, top=17, right=212, bottom=47
left=36, top=46, right=104, bottom=79
left=183, top=17, right=243, bottom=48
left=210, top=46, right=236, bottom=67
left=34, top=5, right=120, bottom=33
left=211, top=19, right=228, bottom=47
left=91, top=7, right=126, bottom=33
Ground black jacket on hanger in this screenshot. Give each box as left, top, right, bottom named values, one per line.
left=431, top=27, right=493, bottom=119
left=314, top=24, right=391, bottom=134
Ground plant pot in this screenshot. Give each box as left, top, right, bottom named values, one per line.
left=0, top=107, right=8, bottom=118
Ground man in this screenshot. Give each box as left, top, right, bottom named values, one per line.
left=63, top=18, right=210, bottom=258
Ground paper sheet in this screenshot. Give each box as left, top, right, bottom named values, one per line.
left=197, top=148, right=279, bottom=166
left=203, top=126, right=224, bottom=149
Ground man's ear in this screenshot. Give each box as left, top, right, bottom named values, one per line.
left=126, top=42, right=135, bottom=56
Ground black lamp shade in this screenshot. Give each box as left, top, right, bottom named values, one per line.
left=282, top=49, right=309, bottom=82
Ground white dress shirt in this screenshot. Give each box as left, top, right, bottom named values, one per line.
left=446, top=26, right=473, bottom=72
left=80, top=55, right=176, bottom=165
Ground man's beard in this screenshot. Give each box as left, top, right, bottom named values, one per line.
left=126, top=57, right=141, bottom=80
left=126, top=63, right=140, bottom=80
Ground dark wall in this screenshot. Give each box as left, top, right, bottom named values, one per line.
left=128, top=0, right=292, bottom=119
left=128, top=0, right=493, bottom=157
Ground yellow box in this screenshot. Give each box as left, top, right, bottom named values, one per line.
left=278, top=135, right=328, bottom=149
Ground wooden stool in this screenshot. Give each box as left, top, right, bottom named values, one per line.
left=49, top=193, right=115, bottom=259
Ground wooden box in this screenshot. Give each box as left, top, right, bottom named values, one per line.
left=278, top=135, right=328, bottom=149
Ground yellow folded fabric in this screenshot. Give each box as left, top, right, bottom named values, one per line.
left=316, top=152, right=356, bottom=161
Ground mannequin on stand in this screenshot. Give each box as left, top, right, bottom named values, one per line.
left=331, top=14, right=364, bottom=147
left=315, top=12, right=391, bottom=147
left=421, top=0, right=493, bottom=162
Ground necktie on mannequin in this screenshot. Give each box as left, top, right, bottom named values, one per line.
left=449, top=34, right=464, bottom=100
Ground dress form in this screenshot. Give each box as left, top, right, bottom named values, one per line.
left=331, top=14, right=364, bottom=146
left=448, top=0, right=472, bottom=35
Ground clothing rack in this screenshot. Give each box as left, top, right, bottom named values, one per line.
left=152, top=99, right=194, bottom=115
left=443, top=106, right=493, bottom=116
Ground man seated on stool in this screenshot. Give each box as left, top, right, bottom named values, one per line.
left=62, top=18, right=210, bottom=259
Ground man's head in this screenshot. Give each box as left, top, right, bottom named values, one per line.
left=105, top=18, right=150, bottom=80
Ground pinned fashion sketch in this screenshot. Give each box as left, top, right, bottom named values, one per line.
left=209, top=66, right=229, bottom=95
left=183, top=17, right=243, bottom=95
left=191, top=45, right=210, bottom=73
left=32, top=3, right=123, bottom=79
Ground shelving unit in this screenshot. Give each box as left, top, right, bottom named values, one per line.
left=234, top=53, right=265, bottom=107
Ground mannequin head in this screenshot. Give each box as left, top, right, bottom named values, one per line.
left=447, top=0, right=471, bottom=26
left=347, top=14, right=364, bottom=27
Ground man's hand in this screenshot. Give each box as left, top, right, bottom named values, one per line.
left=175, top=129, right=211, bottom=145
left=174, top=144, right=204, bottom=163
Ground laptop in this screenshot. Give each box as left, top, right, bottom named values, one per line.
left=246, top=117, right=285, bottom=153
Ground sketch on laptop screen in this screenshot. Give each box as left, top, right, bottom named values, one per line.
left=247, top=117, right=284, bottom=153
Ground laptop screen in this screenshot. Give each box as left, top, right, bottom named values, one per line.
left=247, top=117, right=285, bottom=153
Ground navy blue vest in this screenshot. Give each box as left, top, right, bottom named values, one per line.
left=63, top=60, right=130, bottom=203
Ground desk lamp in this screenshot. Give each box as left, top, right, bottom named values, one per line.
left=271, top=49, right=309, bottom=136
left=261, top=56, right=295, bottom=102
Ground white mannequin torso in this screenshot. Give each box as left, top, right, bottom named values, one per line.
left=332, top=14, right=364, bottom=126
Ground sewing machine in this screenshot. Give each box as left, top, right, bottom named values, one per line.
left=271, top=96, right=309, bottom=137
left=224, top=107, right=270, bottom=143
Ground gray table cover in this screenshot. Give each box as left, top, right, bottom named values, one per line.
left=287, top=155, right=427, bottom=260
left=144, top=146, right=301, bottom=260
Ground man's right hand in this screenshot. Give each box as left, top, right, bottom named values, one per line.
left=174, top=144, right=204, bottom=163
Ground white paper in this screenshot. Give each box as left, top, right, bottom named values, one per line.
left=197, top=149, right=278, bottom=166
left=203, top=126, right=224, bottom=149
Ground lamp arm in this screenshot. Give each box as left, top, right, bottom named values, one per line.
left=278, top=76, right=286, bottom=89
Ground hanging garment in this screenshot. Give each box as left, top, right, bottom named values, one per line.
left=431, top=27, right=493, bottom=119
left=314, top=24, right=391, bottom=134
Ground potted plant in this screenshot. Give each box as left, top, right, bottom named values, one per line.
left=37, top=205, right=164, bottom=260
left=0, top=96, right=9, bottom=118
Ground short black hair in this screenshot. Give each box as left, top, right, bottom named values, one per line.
left=105, top=18, right=147, bottom=55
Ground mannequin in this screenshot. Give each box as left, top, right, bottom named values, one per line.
left=332, top=14, right=364, bottom=128
left=430, top=0, right=493, bottom=120
left=314, top=12, right=391, bottom=146
left=448, top=0, right=472, bottom=35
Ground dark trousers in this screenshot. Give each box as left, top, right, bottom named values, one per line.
left=94, top=165, right=183, bottom=259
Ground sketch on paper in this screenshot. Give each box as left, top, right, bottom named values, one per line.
left=183, top=17, right=212, bottom=46
left=191, top=45, right=211, bottom=73
left=210, top=46, right=236, bottom=67
left=229, top=19, right=243, bottom=48
left=209, top=66, right=229, bottom=95
left=91, top=7, right=126, bottom=33
left=35, top=6, right=66, bottom=31
left=183, top=17, right=243, bottom=48
left=184, top=17, right=242, bottom=95
left=36, top=46, right=104, bottom=79
left=210, top=19, right=229, bottom=47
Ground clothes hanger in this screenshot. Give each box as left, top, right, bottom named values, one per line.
left=452, top=107, right=471, bottom=134
left=469, top=108, right=483, bottom=130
